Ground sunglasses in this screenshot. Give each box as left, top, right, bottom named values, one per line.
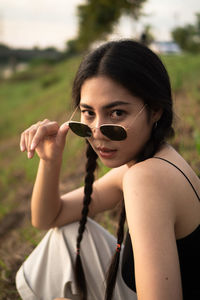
left=68, top=104, right=146, bottom=141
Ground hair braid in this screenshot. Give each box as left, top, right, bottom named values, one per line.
left=75, top=142, right=98, bottom=300
left=105, top=202, right=126, bottom=300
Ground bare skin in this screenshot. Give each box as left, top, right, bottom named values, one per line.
left=20, top=76, right=200, bottom=299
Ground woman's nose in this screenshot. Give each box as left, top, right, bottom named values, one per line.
left=91, top=119, right=107, bottom=139
left=91, top=125, right=105, bottom=139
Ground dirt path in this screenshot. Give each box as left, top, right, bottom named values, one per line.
left=0, top=183, right=33, bottom=300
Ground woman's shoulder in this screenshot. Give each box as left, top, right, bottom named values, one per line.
left=123, top=143, right=192, bottom=185
left=123, top=154, right=169, bottom=185
left=122, top=144, right=182, bottom=206
left=123, top=145, right=200, bottom=241
left=123, top=155, right=176, bottom=238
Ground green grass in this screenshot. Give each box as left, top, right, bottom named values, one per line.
left=1, top=52, right=200, bottom=299
left=1, top=52, right=200, bottom=219
left=19, top=226, right=43, bottom=247
left=0, top=56, right=83, bottom=220
left=162, top=53, right=200, bottom=92
left=0, top=57, right=81, bottom=141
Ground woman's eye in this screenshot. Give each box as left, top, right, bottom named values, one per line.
left=111, top=110, right=125, bottom=118
left=81, top=110, right=95, bottom=118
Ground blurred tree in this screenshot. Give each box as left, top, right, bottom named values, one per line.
left=140, top=24, right=154, bottom=46
left=65, top=39, right=80, bottom=57
left=44, top=46, right=58, bottom=52
left=172, top=13, right=200, bottom=53
left=66, top=0, right=147, bottom=53
left=0, top=43, right=10, bottom=51
left=196, top=13, right=200, bottom=33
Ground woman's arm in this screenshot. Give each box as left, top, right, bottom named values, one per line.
left=20, top=119, right=127, bottom=229
left=31, top=159, right=126, bottom=229
left=123, top=162, right=183, bottom=300
left=30, top=158, right=63, bottom=229
left=48, top=163, right=127, bottom=228
left=20, top=119, right=70, bottom=229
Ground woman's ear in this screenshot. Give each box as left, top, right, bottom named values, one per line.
left=151, top=108, right=163, bottom=123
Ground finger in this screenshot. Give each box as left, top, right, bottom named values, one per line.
left=20, top=121, right=46, bottom=153
left=24, top=129, right=35, bottom=158
left=27, top=127, right=37, bottom=158
left=56, top=122, right=69, bottom=144
left=24, top=130, right=29, bottom=152
left=40, top=118, right=49, bottom=125
left=27, top=149, right=35, bottom=159
left=20, top=132, right=26, bottom=152
left=24, top=121, right=46, bottom=151
left=59, top=122, right=69, bottom=132
left=30, top=121, right=59, bottom=151
left=23, top=131, right=34, bottom=159
left=27, top=126, right=37, bottom=152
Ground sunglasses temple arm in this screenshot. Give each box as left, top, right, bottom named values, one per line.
left=68, top=106, right=79, bottom=123
left=126, top=104, right=147, bottom=130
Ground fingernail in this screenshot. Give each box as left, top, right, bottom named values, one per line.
left=20, top=145, right=25, bottom=152
left=28, top=152, right=32, bottom=159
left=60, top=123, right=69, bottom=130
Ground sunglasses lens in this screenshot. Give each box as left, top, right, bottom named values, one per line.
left=69, top=122, right=127, bottom=140
left=69, top=122, right=92, bottom=138
left=100, top=125, right=127, bottom=141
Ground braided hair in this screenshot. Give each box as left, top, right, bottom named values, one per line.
left=105, top=202, right=126, bottom=300
left=72, top=40, right=174, bottom=299
left=75, top=142, right=98, bottom=300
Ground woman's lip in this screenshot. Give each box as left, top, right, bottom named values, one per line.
left=97, top=147, right=116, bottom=152
left=97, top=147, right=117, bottom=159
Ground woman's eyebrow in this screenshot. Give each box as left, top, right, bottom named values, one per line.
left=79, top=103, right=93, bottom=109
left=104, top=101, right=131, bottom=109
left=80, top=101, right=131, bottom=110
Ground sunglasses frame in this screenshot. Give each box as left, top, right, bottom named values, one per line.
left=67, top=104, right=147, bottom=141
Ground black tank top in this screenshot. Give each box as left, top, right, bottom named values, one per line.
left=121, top=157, right=200, bottom=299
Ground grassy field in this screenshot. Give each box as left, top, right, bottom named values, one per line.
left=162, top=54, right=200, bottom=170
left=0, top=52, right=200, bottom=299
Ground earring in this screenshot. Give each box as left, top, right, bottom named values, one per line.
left=154, top=121, right=158, bottom=130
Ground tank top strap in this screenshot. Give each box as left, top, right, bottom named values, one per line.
left=153, top=156, right=200, bottom=202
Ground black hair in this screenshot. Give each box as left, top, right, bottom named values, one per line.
left=72, top=39, right=174, bottom=299
left=75, top=141, right=98, bottom=300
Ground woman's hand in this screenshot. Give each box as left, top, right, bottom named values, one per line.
left=20, top=119, right=69, bottom=161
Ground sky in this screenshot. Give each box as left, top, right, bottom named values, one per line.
left=0, top=0, right=200, bottom=50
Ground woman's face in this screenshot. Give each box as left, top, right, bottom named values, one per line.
left=80, top=76, right=158, bottom=168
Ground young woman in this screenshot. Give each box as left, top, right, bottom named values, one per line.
left=16, top=40, right=200, bottom=300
